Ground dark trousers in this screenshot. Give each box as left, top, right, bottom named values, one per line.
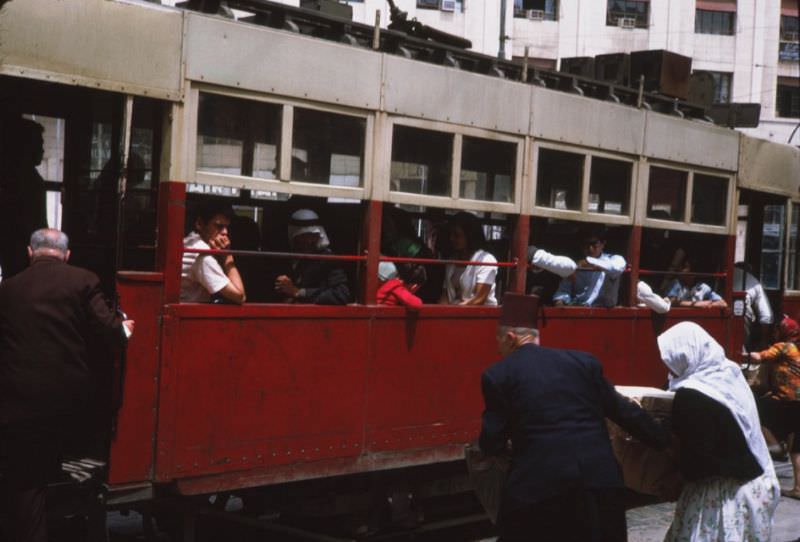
left=498, top=487, right=627, bottom=542
left=1, top=418, right=73, bottom=542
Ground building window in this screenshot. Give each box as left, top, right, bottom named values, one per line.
left=417, top=0, right=463, bottom=10
left=704, top=71, right=732, bottom=104
left=777, top=77, right=800, bottom=118
left=780, top=15, right=799, bottom=61
left=606, top=0, right=649, bottom=29
left=513, top=0, right=558, bottom=20
left=694, top=2, right=736, bottom=36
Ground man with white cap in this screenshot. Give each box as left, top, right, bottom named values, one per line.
left=479, top=293, right=667, bottom=541
left=274, top=209, right=350, bottom=305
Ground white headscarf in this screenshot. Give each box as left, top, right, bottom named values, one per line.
left=657, top=322, right=773, bottom=473
left=287, top=209, right=330, bottom=250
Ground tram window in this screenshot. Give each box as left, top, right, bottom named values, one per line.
left=647, top=167, right=687, bottom=221
left=390, top=126, right=453, bottom=197
left=788, top=203, right=799, bottom=290
left=196, top=92, right=281, bottom=179
left=588, top=157, right=631, bottom=215
left=459, top=137, right=516, bottom=203
left=291, top=108, right=365, bottom=187
left=761, top=205, right=785, bottom=290
left=535, top=148, right=583, bottom=211
left=639, top=228, right=727, bottom=299
left=529, top=217, right=631, bottom=305
left=691, top=174, right=728, bottom=226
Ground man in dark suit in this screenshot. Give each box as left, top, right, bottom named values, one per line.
left=479, top=293, right=667, bottom=542
left=0, top=228, right=134, bottom=542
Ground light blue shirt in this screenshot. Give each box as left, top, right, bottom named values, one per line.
left=552, top=252, right=627, bottom=308
left=664, top=279, right=722, bottom=302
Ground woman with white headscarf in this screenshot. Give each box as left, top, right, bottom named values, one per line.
left=657, top=322, right=780, bottom=541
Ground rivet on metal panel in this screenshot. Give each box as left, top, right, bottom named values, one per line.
left=301, top=449, right=305, bottom=453
left=271, top=88, right=275, bottom=92
left=272, top=452, right=277, bottom=457
left=257, top=454, right=263, bottom=459
left=242, top=456, right=247, bottom=461
left=355, top=443, right=359, bottom=447
left=287, top=451, right=292, bottom=455
left=315, top=448, right=319, bottom=452
left=236, top=82, right=240, bottom=86
left=304, top=93, right=308, bottom=97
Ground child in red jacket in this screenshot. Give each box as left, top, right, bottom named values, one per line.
left=377, top=262, right=423, bottom=311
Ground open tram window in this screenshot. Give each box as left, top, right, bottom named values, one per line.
left=639, top=227, right=728, bottom=303
left=184, top=188, right=363, bottom=304
left=291, top=108, right=366, bottom=187
left=691, top=174, right=729, bottom=226
left=528, top=217, right=631, bottom=306
left=380, top=204, right=513, bottom=305
left=588, top=157, right=631, bottom=216
left=459, top=136, right=516, bottom=203
left=390, top=125, right=453, bottom=197
left=647, top=166, right=687, bottom=221
left=535, top=148, right=584, bottom=211
left=196, top=92, right=282, bottom=179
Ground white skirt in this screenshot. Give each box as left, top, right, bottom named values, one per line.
left=664, top=470, right=780, bottom=542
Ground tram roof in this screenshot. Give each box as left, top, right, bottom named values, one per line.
left=2, top=0, right=798, bottom=197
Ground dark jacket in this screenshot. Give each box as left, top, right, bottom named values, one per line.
left=672, top=388, right=762, bottom=483
left=479, top=344, right=668, bottom=516
left=0, top=257, right=122, bottom=424
left=291, top=249, right=350, bottom=305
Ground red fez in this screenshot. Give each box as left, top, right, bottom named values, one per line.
left=500, top=293, right=540, bottom=328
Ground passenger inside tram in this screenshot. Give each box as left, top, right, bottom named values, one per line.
left=376, top=261, right=423, bottom=310
left=552, top=228, right=626, bottom=308
left=381, top=205, right=437, bottom=303
left=0, top=116, right=48, bottom=280
left=181, top=200, right=246, bottom=304
left=439, top=211, right=498, bottom=306
left=274, top=208, right=351, bottom=305
left=664, top=258, right=728, bottom=308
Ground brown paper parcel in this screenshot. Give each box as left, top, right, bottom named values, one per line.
left=608, top=386, right=683, bottom=500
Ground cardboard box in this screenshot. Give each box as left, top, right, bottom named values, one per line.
left=608, top=386, right=683, bottom=500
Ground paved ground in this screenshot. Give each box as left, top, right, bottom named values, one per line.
left=627, top=459, right=799, bottom=542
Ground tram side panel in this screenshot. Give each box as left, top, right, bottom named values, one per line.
left=108, top=273, right=165, bottom=485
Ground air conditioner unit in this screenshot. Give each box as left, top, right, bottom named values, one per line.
left=440, top=0, right=456, bottom=12
left=527, top=9, right=545, bottom=21
left=617, top=17, right=636, bottom=29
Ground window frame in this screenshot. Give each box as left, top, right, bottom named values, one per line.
left=785, top=199, right=800, bottom=293
left=638, top=160, right=734, bottom=235
left=190, top=84, right=374, bottom=202
left=381, top=116, right=524, bottom=215
left=529, top=141, right=637, bottom=226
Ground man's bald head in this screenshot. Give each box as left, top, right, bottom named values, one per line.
left=28, top=228, right=70, bottom=261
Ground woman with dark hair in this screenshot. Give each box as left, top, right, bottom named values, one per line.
left=439, top=212, right=497, bottom=306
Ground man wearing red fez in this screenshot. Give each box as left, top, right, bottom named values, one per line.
left=479, top=293, right=668, bottom=541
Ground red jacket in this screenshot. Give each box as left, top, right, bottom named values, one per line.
left=377, top=278, right=423, bottom=311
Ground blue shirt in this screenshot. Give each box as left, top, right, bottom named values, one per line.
left=664, top=279, right=722, bottom=302
left=552, top=252, right=627, bottom=308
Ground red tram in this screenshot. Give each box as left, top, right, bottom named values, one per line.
left=1, top=0, right=799, bottom=537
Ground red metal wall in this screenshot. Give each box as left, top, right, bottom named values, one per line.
left=140, top=302, right=739, bottom=494
left=108, top=273, right=164, bottom=485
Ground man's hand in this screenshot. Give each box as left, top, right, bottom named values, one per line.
left=122, top=320, right=135, bottom=338
left=208, top=234, right=232, bottom=265
left=275, top=275, right=299, bottom=298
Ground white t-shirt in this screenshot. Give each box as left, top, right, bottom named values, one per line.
left=181, top=232, right=230, bottom=303
left=443, top=249, right=498, bottom=306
